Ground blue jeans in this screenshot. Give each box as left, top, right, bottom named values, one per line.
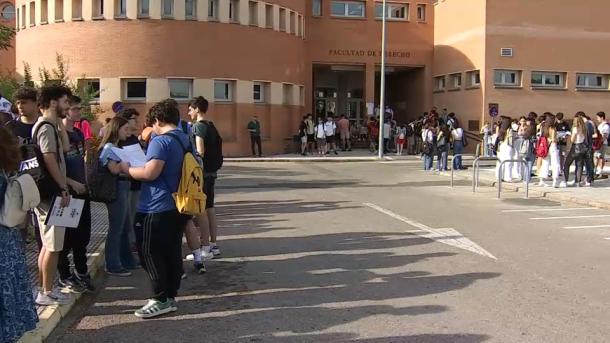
left=423, top=154, right=433, bottom=170
left=105, top=180, right=137, bottom=271
left=437, top=147, right=449, bottom=171
left=453, top=141, right=464, bottom=169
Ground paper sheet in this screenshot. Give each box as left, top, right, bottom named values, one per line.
left=45, top=197, right=85, bottom=228
left=111, top=144, right=147, bottom=167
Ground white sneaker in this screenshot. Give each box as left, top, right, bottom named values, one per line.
left=567, top=180, right=576, bottom=186
left=36, top=288, right=70, bottom=306
left=559, top=181, right=567, bottom=188
left=584, top=182, right=592, bottom=187
left=185, top=254, right=195, bottom=261
left=211, top=245, right=221, bottom=257
left=200, top=248, right=214, bottom=261
left=538, top=180, right=546, bottom=187
left=552, top=180, right=558, bottom=188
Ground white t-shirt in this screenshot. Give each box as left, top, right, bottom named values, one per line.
left=422, top=129, right=434, bottom=143
left=324, top=121, right=336, bottom=137
left=451, top=128, right=463, bottom=141
left=572, top=127, right=586, bottom=144
left=315, top=123, right=326, bottom=139
left=383, top=123, right=391, bottom=138
left=598, top=122, right=610, bottom=145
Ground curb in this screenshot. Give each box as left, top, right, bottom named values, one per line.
left=442, top=171, right=610, bottom=211
left=17, top=242, right=107, bottom=343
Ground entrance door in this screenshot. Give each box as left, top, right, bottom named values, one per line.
left=347, top=99, right=364, bottom=125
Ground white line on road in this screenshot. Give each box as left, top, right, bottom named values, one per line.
left=563, top=225, right=610, bottom=229
left=530, top=215, right=610, bottom=220
left=363, top=202, right=497, bottom=260
left=502, top=208, right=597, bottom=213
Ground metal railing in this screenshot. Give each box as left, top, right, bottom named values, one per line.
left=497, top=159, right=530, bottom=199
left=472, top=156, right=500, bottom=192
left=450, top=154, right=464, bottom=187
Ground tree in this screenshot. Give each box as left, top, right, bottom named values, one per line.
left=0, top=24, right=15, bottom=51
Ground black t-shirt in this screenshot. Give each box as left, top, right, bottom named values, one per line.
left=119, top=135, right=143, bottom=191
left=65, top=128, right=87, bottom=184
left=7, top=120, right=36, bottom=145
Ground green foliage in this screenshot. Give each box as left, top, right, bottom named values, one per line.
left=0, top=24, right=15, bottom=51
left=0, top=71, right=19, bottom=100
left=23, top=62, right=34, bottom=87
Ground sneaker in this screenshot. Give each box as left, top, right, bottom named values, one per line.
left=537, top=180, right=546, bottom=187
left=59, top=276, right=85, bottom=294
left=200, top=248, right=214, bottom=261
left=36, top=288, right=71, bottom=306
left=552, top=180, right=558, bottom=188
left=181, top=273, right=187, bottom=280
left=567, top=180, right=576, bottom=186
left=584, top=181, right=592, bottom=187
left=168, top=298, right=178, bottom=312
left=559, top=181, right=567, bottom=188
left=334, top=151, right=338, bottom=155
left=134, top=299, right=174, bottom=319
left=194, top=262, right=207, bottom=274
left=211, top=245, right=221, bottom=257
left=105, top=269, right=132, bottom=277
left=74, top=273, right=95, bottom=293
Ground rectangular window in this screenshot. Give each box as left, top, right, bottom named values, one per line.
left=283, top=83, right=293, bottom=105
left=434, top=76, right=446, bottom=91
left=248, top=1, right=257, bottom=25
left=331, top=1, right=364, bottom=18
left=54, top=0, right=63, bottom=21
left=279, top=8, right=286, bottom=31
left=208, top=0, right=217, bottom=19
left=229, top=0, right=239, bottom=22
left=185, top=0, right=196, bottom=19
left=290, top=11, right=295, bottom=33
left=417, top=4, right=426, bottom=21
left=116, top=0, right=127, bottom=17
left=297, top=15, right=303, bottom=36
left=29, top=1, right=35, bottom=26
left=576, top=73, right=608, bottom=89
left=41, top=0, right=49, bottom=23
left=466, top=70, right=480, bottom=88
left=16, top=7, right=19, bottom=30
left=253, top=82, right=265, bottom=103
left=312, top=0, right=322, bottom=16
left=21, top=4, right=25, bottom=28
left=138, top=0, right=149, bottom=17
left=78, top=79, right=101, bottom=101
left=169, top=79, right=193, bottom=99
left=214, top=80, right=233, bottom=102
left=449, top=73, right=462, bottom=89
left=265, top=4, right=272, bottom=27
left=93, top=0, right=103, bottom=18
left=123, top=79, right=147, bottom=100
left=72, top=0, right=82, bottom=19
left=375, top=2, right=408, bottom=20
left=494, top=70, right=521, bottom=87
left=531, top=71, right=565, bottom=88
left=162, top=0, right=173, bottom=17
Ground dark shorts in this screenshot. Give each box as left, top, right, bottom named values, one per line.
left=204, top=175, right=217, bottom=209
left=307, top=134, right=315, bottom=143
left=326, top=135, right=335, bottom=144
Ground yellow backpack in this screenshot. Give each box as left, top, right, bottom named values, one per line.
left=165, top=132, right=206, bottom=215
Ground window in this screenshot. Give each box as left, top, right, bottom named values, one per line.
left=15, top=7, right=19, bottom=29
left=253, top=82, right=265, bottom=103
left=229, top=0, right=239, bottom=22
left=531, top=71, right=565, bottom=88
left=576, top=73, right=608, bottom=90
left=169, top=79, right=193, bottom=99
left=208, top=0, right=217, bottom=19
left=466, top=70, right=480, bottom=88
left=54, top=0, right=63, bottom=22
left=0, top=3, right=15, bottom=20
left=290, top=11, right=295, bottom=33
left=162, top=0, right=173, bottom=17
left=123, top=79, right=147, bottom=100
left=248, top=1, right=257, bottom=25
left=78, top=79, right=101, bottom=101
left=434, top=76, right=446, bottom=91
left=21, top=4, right=25, bottom=28
left=72, top=0, right=82, bottom=19
left=29, top=1, right=35, bottom=26
left=297, top=15, right=303, bottom=36
left=214, top=80, right=233, bottom=102
left=93, top=0, right=103, bottom=18
left=331, top=1, right=365, bottom=18
left=449, top=73, right=462, bottom=89
left=375, top=2, right=408, bottom=20
left=283, top=84, right=293, bottom=105
left=264, top=4, right=272, bottom=27
left=41, top=0, right=49, bottom=22
left=185, top=0, right=196, bottom=19
left=138, top=0, right=149, bottom=16
left=494, top=70, right=521, bottom=87
left=417, top=4, right=426, bottom=21
left=279, top=8, right=286, bottom=31
left=312, top=0, right=321, bottom=16
left=116, top=0, right=127, bottom=17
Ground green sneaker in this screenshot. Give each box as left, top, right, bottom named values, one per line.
left=134, top=299, right=174, bottom=319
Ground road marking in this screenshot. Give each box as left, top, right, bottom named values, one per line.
left=564, top=225, right=610, bottom=229
left=530, top=215, right=610, bottom=220
left=502, top=208, right=596, bottom=213
left=363, top=202, right=497, bottom=260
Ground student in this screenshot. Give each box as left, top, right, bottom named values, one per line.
left=561, top=115, right=588, bottom=187
left=0, top=127, right=38, bottom=343
left=555, top=112, right=570, bottom=171
left=305, top=114, right=315, bottom=154
left=538, top=114, right=560, bottom=188
left=315, top=117, right=327, bottom=156
left=581, top=113, right=595, bottom=185
left=189, top=97, right=223, bottom=258
left=57, top=96, right=94, bottom=292
left=32, top=85, right=74, bottom=306
left=422, top=122, right=435, bottom=171
left=98, top=117, right=138, bottom=276
left=337, top=114, right=351, bottom=151
left=368, top=117, right=379, bottom=153
left=436, top=124, right=450, bottom=171
left=383, top=119, right=392, bottom=154
left=396, top=124, right=406, bottom=156
left=594, top=111, right=609, bottom=177
left=324, top=115, right=338, bottom=155
left=298, top=116, right=308, bottom=156
left=247, top=115, right=262, bottom=157
left=121, top=100, right=191, bottom=318
left=451, top=122, right=465, bottom=170
left=6, top=86, right=39, bottom=144
left=495, top=116, right=514, bottom=182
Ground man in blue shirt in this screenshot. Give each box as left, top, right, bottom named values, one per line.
left=121, top=99, right=190, bottom=318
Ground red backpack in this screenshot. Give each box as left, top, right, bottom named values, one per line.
left=592, top=135, right=603, bottom=151
left=535, top=136, right=549, bottom=158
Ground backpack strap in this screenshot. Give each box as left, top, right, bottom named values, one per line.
left=163, top=130, right=192, bottom=154
left=32, top=121, right=61, bottom=164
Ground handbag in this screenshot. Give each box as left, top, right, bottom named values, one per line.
left=87, top=150, right=118, bottom=203
left=573, top=142, right=588, bottom=156
left=519, top=139, right=531, bottom=155
left=0, top=172, right=40, bottom=228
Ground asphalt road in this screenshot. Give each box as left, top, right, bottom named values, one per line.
left=48, top=161, right=610, bottom=343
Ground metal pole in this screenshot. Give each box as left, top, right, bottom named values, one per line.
left=378, top=0, right=387, bottom=160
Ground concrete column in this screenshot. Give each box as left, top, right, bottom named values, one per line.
left=238, top=0, right=248, bottom=25
left=193, top=79, right=214, bottom=103
left=63, top=0, right=73, bottom=22
left=126, top=0, right=137, bottom=19
left=48, top=0, right=56, bottom=23
left=257, top=1, right=265, bottom=28
left=272, top=4, right=279, bottom=31
left=100, top=78, right=121, bottom=104
left=236, top=80, right=253, bottom=103
left=218, top=0, right=229, bottom=23
left=34, top=0, right=41, bottom=25
left=103, top=0, right=114, bottom=19
left=175, top=0, right=185, bottom=20
left=147, top=79, right=169, bottom=102
left=365, top=63, right=376, bottom=104
left=149, top=0, right=161, bottom=19
left=270, top=82, right=282, bottom=105
left=197, top=0, right=209, bottom=21
left=82, top=0, right=92, bottom=20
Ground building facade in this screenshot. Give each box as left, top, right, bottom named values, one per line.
left=3, top=0, right=610, bottom=155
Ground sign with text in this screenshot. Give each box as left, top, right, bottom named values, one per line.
left=329, top=49, right=411, bottom=58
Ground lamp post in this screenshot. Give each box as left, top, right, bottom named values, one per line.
left=378, top=0, right=387, bottom=159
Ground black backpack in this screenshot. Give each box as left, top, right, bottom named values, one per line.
left=28, top=121, right=63, bottom=200
left=198, top=120, right=223, bottom=173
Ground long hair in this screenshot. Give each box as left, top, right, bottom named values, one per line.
left=0, top=126, right=21, bottom=173
left=542, top=113, right=555, bottom=138
left=497, top=116, right=512, bottom=142
left=99, top=117, right=129, bottom=150
left=573, top=115, right=586, bottom=136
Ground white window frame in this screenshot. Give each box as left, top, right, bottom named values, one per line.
left=375, top=2, right=408, bottom=20
left=122, top=79, right=147, bottom=101
left=185, top=0, right=197, bottom=19
left=78, top=79, right=101, bottom=102
left=312, top=0, right=322, bottom=17
left=417, top=4, right=426, bottom=21
left=279, top=8, right=286, bottom=31
left=116, top=0, right=127, bottom=18
left=161, top=0, right=174, bottom=18
left=283, top=83, right=293, bottom=105
left=71, top=0, right=82, bottom=20
left=208, top=0, right=218, bottom=19
left=449, top=73, right=462, bottom=89
left=248, top=1, right=257, bottom=25
left=214, top=80, right=233, bottom=102
left=168, top=78, right=193, bottom=100
left=531, top=71, right=565, bottom=88
left=434, top=76, right=446, bottom=91
left=54, top=0, right=63, bottom=22
left=29, top=1, right=35, bottom=26
left=466, top=70, right=480, bottom=88
left=253, top=82, right=265, bottom=103
left=92, top=0, right=104, bottom=18
left=576, top=73, right=608, bottom=90
left=137, top=0, right=150, bottom=17
left=494, top=69, right=521, bottom=87
left=229, top=0, right=239, bottom=22
left=265, top=4, right=273, bottom=28
left=331, top=1, right=365, bottom=18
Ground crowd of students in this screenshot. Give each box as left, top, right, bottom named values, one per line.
left=0, top=84, right=225, bottom=342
